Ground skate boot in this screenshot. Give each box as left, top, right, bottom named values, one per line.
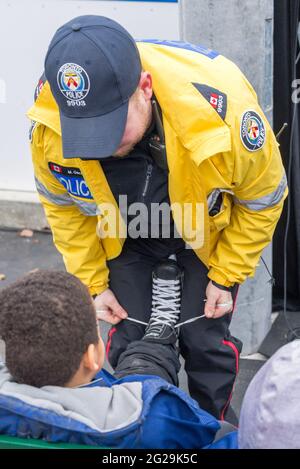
left=143, top=259, right=183, bottom=344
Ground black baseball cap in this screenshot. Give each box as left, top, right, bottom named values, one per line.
left=44, top=15, right=142, bottom=159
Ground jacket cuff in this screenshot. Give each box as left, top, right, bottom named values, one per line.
left=89, top=283, right=109, bottom=297
left=211, top=280, right=234, bottom=292
left=208, top=268, right=235, bottom=288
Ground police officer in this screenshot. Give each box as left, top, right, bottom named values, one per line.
left=28, top=15, right=287, bottom=420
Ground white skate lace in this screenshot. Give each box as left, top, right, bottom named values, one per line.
left=111, top=277, right=207, bottom=328
left=124, top=314, right=206, bottom=328
left=147, top=277, right=182, bottom=333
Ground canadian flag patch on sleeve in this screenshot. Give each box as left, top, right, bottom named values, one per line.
left=192, top=83, right=227, bottom=121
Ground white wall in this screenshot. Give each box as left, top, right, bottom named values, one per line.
left=0, top=0, right=179, bottom=195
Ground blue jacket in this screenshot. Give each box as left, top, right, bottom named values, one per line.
left=0, top=364, right=238, bottom=448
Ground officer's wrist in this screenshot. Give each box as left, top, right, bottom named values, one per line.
left=211, top=280, right=234, bottom=292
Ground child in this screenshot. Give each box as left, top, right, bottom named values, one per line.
left=0, top=265, right=237, bottom=448
left=238, top=339, right=300, bottom=449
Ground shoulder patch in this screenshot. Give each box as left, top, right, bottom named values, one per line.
left=240, top=110, right=266, bottom=152
left=48, top=163, right=92, bottom=200
left=192, top=83, right=227, bottom=120
left=34, top=72, right=46, bottom=102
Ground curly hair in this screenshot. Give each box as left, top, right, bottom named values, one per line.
left=0, top=270, right=99, bottom=387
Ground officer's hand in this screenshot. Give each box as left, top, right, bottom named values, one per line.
left=94, top=289, right=128, bottom=325
left=204, top=281, right=233, bottom=319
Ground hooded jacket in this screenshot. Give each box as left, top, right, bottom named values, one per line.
left=27, top=40, right=287, bottom=295
left=239, top=340, right=300, bottom=449
left=0, top=363, right=237, bottom=449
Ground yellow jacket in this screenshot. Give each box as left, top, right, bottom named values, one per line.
left=27, top=41, right=287, bottom=295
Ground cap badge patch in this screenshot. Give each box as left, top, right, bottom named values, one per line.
left=240, top=110, right=266, bottom=152
left=57, top=63, right=90, bottom=107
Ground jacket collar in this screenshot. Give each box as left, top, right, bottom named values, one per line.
left=137, top=42, right=231, bottom=164
left=27, top=81, right=61, bottom=135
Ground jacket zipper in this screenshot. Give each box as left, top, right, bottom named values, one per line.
left=141, top=163, right=153, bottom=199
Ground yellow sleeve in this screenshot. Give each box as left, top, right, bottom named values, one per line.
left=208, top=200, right=286, bottom=287
left=208, top=111, right=288, bottom=287
left=30, top=124, right=109, bottom=296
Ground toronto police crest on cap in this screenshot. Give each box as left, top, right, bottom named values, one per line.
left=44, top=15, right=142, bottom=159
left=240, top=110, right=266, bottom=152
left=57, top=63, right=90, bottom=106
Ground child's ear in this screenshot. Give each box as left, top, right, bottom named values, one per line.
left=97, top=337, right=105, bottom=370
left=83, top=342, right=103, bottom=372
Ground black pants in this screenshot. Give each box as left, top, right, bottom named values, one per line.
left=106, top=237, right=242, bottom=419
